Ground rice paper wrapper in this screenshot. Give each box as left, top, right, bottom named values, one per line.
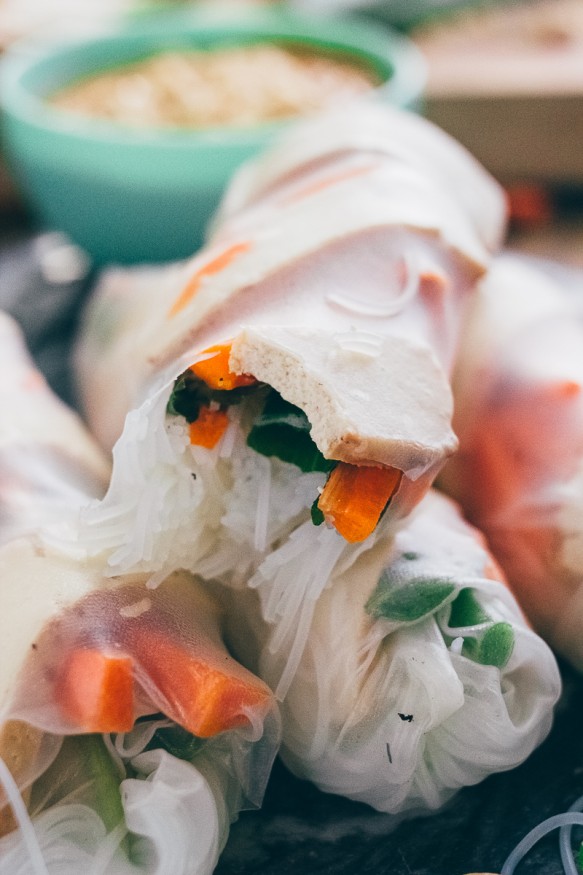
left=77, top=104, right=507, bottom=587
left=0, top=311, right=109, bottom=543
left=226, top=490, right=560, bottom=815
left=76, top=103, right=506, bottom=497
left=216, top=101, right=506, bottom=257
left=0, top=313, right=279, bottom=872
left=440, top=254, right=583, bottom=671
left=0, top=714, right=279, bottom=875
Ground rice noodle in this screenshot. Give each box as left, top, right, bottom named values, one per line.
left=559, top=794, right=583, bottom=875
left=501, top=812, right=583, bottom=874
left=0, top=756, right=49, bottom=875
left=326, top=250, right=420, bottom=319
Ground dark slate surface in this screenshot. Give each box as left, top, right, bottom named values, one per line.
left=2, top=212, right=583, bottom=875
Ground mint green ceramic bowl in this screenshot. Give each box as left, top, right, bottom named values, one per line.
left=0, top=8, right=425, bottom=265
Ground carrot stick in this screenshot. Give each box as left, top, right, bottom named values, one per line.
left=317, top=463, right=402, bottom=543
left=281, top=161, right=379, bottom=206
left=133, top=632, right=272, bottom=738
left=190, top=343, right=256, bottom=391
left=189, top=406, right=229, bottom=448
left=58, top=649, right=135, bottom=733
left=168, top=241, right=251, bottom=317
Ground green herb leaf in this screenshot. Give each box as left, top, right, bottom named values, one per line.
left=247, top=391, right=335, bottom=473
left=461, top=622, right=515, bottom=669
left=449, top=588, right=491, bottom=628
left=366, top=574, right=457, bottom=623
left=150, top=723, right=204, bottom=761
left=54, top=735, right=124, bottom=832
left=167, top=369, right=255, bottom=422
left=311, top=498, right=325, bottom=526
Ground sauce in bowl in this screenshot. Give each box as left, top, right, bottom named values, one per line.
left=49, top=43, right=380, bottom=129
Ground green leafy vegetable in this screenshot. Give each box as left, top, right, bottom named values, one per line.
left=84, top=734, right=126, bottom=831
left=311, top=497, right=325, bottom=526
left=366, top=574, right=456, bottom=623
left=449, top=588, right=491, bottom=628
left=448, top=590, right=515, bottom=668
left=167, top=369, right=256, bottom=422
left=247, top=391, right=335, bottom=473
left=150, top=723, right=204, bottom=761
left=462, top=622, right=515, bottom=669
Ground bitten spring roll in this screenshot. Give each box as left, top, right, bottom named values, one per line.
left=0, top=311, right=278, bottom=874
left=76, top=103, right=507, bottom=688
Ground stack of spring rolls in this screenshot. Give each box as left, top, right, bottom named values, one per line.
left=0, top=312, right=279, bottom=872
left=1, top=101, right=566, bottom=870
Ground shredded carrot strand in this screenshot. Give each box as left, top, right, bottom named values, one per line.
left=189, top=406, right=229, bottom=448
left=281, top=161, right=379, bottom=206
left=190, top=342, right=256, bottom=391
left=59, top=649, right=135, bottom=733
left=317, top=463, right=402, bottom=543
left=168, top=241, right=252, bottom=317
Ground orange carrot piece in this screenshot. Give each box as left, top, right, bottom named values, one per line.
left=189, top=406, right=230, bottom=448
left=59, top=649, right=135, bottom=733
left=317, top=463, right=402, bottom=543
left=168, top=241, right=252, bottom=317
left=281, top=161, right=379, bottom=206
left=190, top=343, right=256, bottom=391
left=134, top=632, right=272, bottom=738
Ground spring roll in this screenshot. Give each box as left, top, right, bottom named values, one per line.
left=440, top=254, right=583, bottom=671
left=224, top=489, right=560, bottom=814
left=0, top=311, right=278, bottom=873
left=76, top=103, right=506, bottom=600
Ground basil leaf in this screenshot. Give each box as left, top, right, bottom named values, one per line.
left=462, top=622, right=515, bottom=669
left=449, top=588, right=491, bottom=628
left=150, top=723, right=204, bottom=761
left=167, top=372, right=203, bottom=421
left=311, top=498, right=325, bottom=526
left=366, top=574, right=456, bottom=623
left=167, top=370, right=255, bottom=422
left=247, top=391, right=334, bottom=473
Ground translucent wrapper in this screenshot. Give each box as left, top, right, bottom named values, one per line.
left=0, top=311, right=278, bottom=873
left=224, top=490, right=560, bottom=815
left=440, top=254, right=583, bottom=671
left=76, top=103, right=506, bottom=609
left=78, top=104, right=506, bottom=459
left=0, top=311, right=110, bottom=543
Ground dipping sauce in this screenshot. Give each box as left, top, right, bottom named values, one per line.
left=49, top=43, right=380, bottom=128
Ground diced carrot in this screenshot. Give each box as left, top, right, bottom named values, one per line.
left=133, top=632, right=272, bottom=738
left=190, top=343, right=256, bottom=391
left=281, top=161, right=379, bottom=206
left=317, top=462, right=402, bottom=543
left=59, top=649, right=135, bottom=733
left=167, top=241, right=251, bottom=317
left=189, top=406, right=229, bottom=448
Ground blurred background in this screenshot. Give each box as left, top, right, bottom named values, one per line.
left=1, top=0, right=582, bottom=266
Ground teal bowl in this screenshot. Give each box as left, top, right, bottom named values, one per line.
left=0, top=8, right=426, bottom=265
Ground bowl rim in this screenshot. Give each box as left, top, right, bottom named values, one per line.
left=0, top=7, right=426, bottom=149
